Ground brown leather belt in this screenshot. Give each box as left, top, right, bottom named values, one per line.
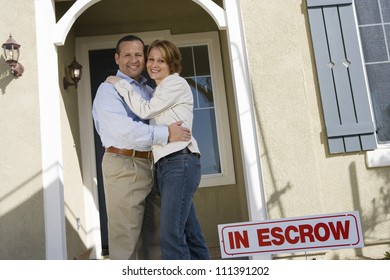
left=106, top=147, right=153, bottom=160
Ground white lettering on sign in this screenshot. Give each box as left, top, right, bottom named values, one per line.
left=218, top=211, right=363, bottom=258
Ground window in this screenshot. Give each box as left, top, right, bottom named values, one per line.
left=173, top=32, right=235, bottom=186
left=180, top=45, right=220, bottom=175
left=306, top=0, right=390, bottom=166
left=355, top=0, right=390, bottom=144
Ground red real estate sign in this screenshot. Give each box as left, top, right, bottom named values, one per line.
left=218, top=211, right=364, bottom=258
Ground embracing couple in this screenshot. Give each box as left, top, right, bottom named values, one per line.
left=92, top=35, right=210, bottom=260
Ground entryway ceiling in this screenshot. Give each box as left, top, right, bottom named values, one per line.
left=55, top=0, right=223, bottom=37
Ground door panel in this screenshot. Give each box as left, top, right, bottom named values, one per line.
left=89, top=48, right=117, bottom=256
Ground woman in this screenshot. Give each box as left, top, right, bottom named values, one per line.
left=106, top=39, right=210, bottom=260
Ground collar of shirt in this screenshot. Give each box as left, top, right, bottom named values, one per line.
left=116, top=70, right=152, bottom=101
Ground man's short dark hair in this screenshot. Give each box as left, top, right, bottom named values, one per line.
left=115, top=35, right=145, bottom=55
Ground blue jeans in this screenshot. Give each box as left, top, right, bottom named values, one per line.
left=156, top=151, right=210, bottom=260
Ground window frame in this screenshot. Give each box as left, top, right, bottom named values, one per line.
left=170, top=31, right=236, bottom=187
left=352, top=0, right=390, bottom=167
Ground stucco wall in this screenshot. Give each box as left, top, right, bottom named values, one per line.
left=0, top=0, right=89, bottom=260
left=240, top=0, right=390, bottom=259
left=0, top=0, right=45, bottom=259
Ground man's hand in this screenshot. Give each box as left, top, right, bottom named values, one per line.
left=105, top=76, right=122, bottom=84
left=168, top=121, right=191, bottom=142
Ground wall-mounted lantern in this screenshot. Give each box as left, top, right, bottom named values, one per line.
left=2, top=34, right=24, bottom=77
left=63, top=58, right=83, bottom=89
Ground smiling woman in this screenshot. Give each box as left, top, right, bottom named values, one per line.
left=146, top=48, right=173, bottom=86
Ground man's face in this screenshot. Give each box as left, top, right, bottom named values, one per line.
left=115, top=40, right=145, bottom=81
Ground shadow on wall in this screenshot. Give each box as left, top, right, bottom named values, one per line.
left=0, top=55, right=17, bottom=94
left=349, top=162, right=390, bottom=258
left=0, top=189, right=46, bottom=259
left=0, top=187, right=87, bottom=260
left=266, top=182, right=293, bottom=212
left=65, top=202, right=89, bottom=260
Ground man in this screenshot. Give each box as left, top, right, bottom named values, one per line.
left=92, top=35, right=190, bottom=260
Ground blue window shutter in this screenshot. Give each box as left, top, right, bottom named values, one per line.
left=307, top=0, right=377, bottom=153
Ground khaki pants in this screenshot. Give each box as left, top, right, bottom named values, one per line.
left=102, top=152, right=154, bottom=260
left=139, top=182, right=161, bottom=260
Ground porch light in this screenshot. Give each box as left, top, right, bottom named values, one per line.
left=63, top=57, right=83, bottom=89
left=2, top=34, right=24, bottom=77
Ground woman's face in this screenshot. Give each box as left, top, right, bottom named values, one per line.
left=146, top=47, right=171, bottom=85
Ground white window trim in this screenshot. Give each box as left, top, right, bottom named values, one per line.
left=169, top=31, right=236, bottom=187
left=366, top=146, right=390, bottom=168
left=353, top=1, right=390, bottom=169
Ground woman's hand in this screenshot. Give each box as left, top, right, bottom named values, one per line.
left=105, top=76, right=122, bottom=84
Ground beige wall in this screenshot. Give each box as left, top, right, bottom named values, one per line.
left=0, top=1, right=89, bottom=260
left=241, top=0, right=390, bottom=259
left=0, top=0, right=45, bottom=259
